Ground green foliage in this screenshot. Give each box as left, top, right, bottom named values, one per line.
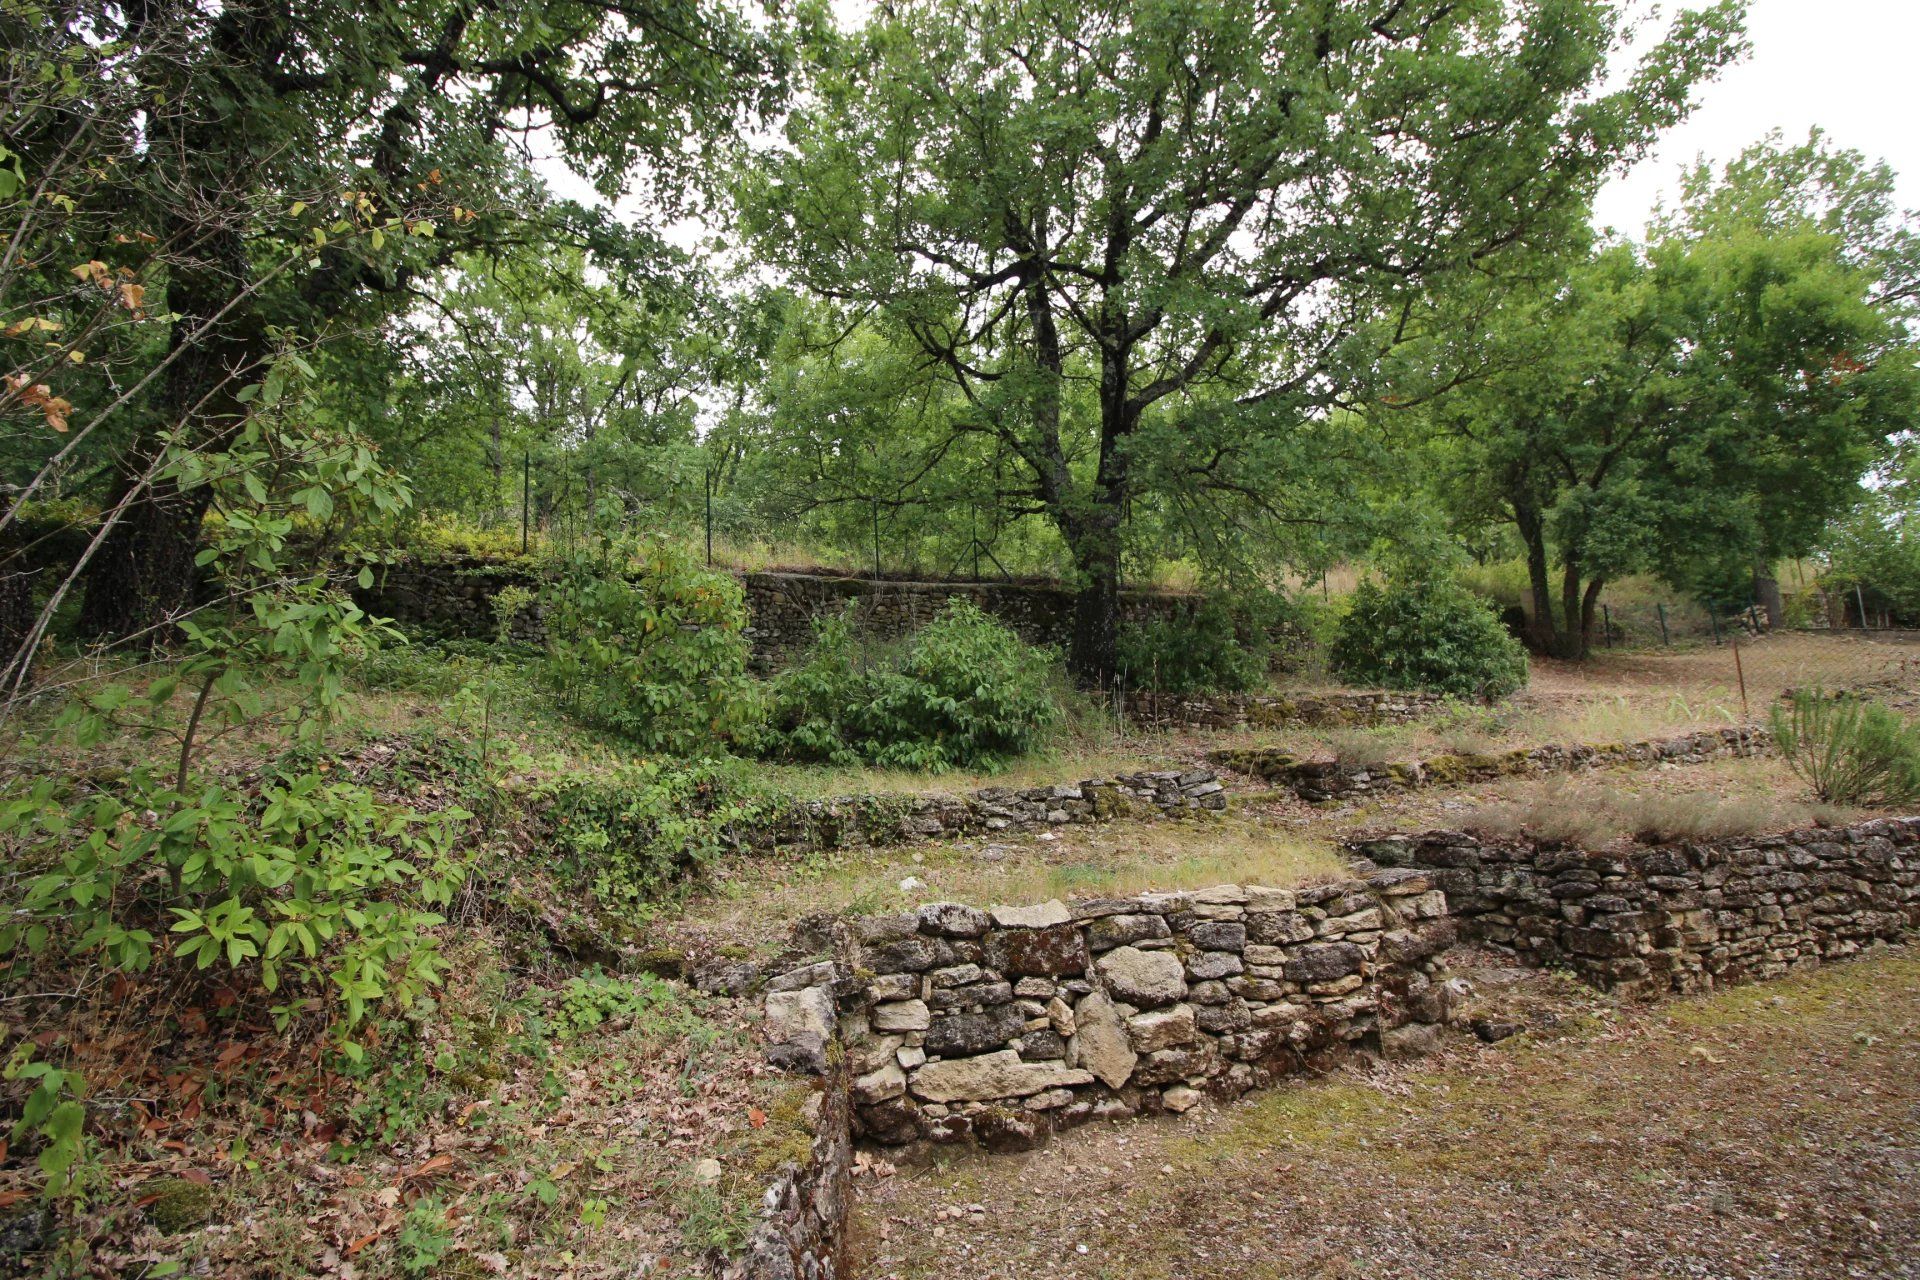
left=539, top=529, right=761, bottom=754
left=3, top=1044, right=88, bottom=1199
left=1, top=767, right=466, bottom=1029
left=1403, top=129, right=1920, bottom=656
left=1823, top=498, right=1920, bottom=625
left=397, top=1196, right=455, bottom=1276
left=740, top=0, right=1743, bottom=676
left=1115, top=595, right=1285, bottom=695
left=1330, top=576, right=1529, bottom=700
left=553, top=970, right=713, bottom=1044
left=0, top=353, right=465, bottom=1038
left=535, top=759, right=768, bottom=912
left=1769, top=690, right=1920, bottom=805
left=761, top=600, right=1062, bottom=771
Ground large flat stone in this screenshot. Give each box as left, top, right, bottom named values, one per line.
left=989, top=922, right=1089, bottom=976
left=991, top=900, right=1072, bottom=929
left=1097, top=945, right=1188, bottom=1007
left=1072, top=989, right=1138, bottom=1089
left=924, top=1005, right=1027, bottom=1057
left=1127, top=1003, right=1197, bottom=1052
left=909, top=1050, right=1094, bottom=1102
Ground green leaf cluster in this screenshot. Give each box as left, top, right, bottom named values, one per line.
left=538, top=529, right=761, bottom=754
left=1771, top=690, right=1920, bottom=806
left=761, top=599, right=1062, bottom=771
left=1330, top=575, right=1529, bottom=700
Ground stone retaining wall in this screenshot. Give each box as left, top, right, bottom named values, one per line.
left=355, top=555, right=546, bottom=644
left=762, top=871, right=1464, bottom=1152
left=743, top=770, right=1227, bottom=855
left=1125, top=689, right=1446, bottom=732
left=353, top=558, right=1204, bottom=669
left=740, top=572, right=1201, bottom=672
left=721, top=1072, right=854, bottom=1280
left=1349, top=818, right=1920, bottom=996
left=1211, top=726, right=1772, bottom=803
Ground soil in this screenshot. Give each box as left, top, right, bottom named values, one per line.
left=851, top=948, right=1920, bottom=1280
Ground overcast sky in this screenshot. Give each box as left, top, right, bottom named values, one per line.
left=1594, top=0, right=1919, bottom=233
left=539, top=0, right=1919, bottom=247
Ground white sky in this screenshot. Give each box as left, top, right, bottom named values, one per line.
left=1593, top=0, right=1920, bottom=235
left=537, top=0, right=1920, bottom=250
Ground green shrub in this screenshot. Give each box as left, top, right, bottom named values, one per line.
left=535, top=758, right=769, bottom=911
left=1329, top=575, right=1529, bottom=699
left=540, top=532, right=761, bottom=754
left=1115, top=594, right=1282, bottom=694
left=762, top=599, right=1062, bottom=771
left=0, top=767, right=467, bottom=1035
left=1770, top=690, right=1920, bottom=805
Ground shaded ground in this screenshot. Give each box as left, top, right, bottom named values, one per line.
left=853, top=949, right=1920, bottom=1280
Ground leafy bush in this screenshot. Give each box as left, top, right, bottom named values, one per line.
left=1330, top=575, right=1529, bottom=699
left=1115, top=594, right=1283, bottom=694
left=540, top=532, right=761, bottom=754
left=761, top=599, right=1062, bottom=771
left=0, top=767, right=467, bottom=1032
left=535, top=758, right=768, bottom=911
left=1770, top=690, right=1920, bottom=805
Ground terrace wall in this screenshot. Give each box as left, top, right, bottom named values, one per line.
left=1212, top=726, right=1772, bottom=803
left=741, top=770, right=1227, bottom=856
left=762, top=870, right=1464, bottom=1152
left=351, top=558, right=1202, bottom=669
left=1349, top=818, right=1920, bottom=995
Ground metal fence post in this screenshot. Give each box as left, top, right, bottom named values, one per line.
left=1708, top=607, right=1721, bottom=646
left=1656, top=602, right=1670, bottom=647
left=1603, top=603, right=1613, bottom=647
left=1733, top=636, right=1749, bottom=719
left=520, top=451, right=530, bottom=555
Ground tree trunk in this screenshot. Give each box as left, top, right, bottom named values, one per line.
left=1514, top=503, right=1557, bottom=655
left=77, top=11, right=269, bottom=646
left=76, top=217, right=262, bottom=644
left=1067, top=513, right=1123, bottom=688
left=1753, top=558, right=1784, bottom=629
left=1580, top=577, right=1605, bottom=650
left=1559, top=560, right=1589, bottom=659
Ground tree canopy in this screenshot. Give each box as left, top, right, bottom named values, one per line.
left=739, top=0, right=1745, bottom=680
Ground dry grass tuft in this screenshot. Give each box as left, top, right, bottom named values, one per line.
left=1464, top=777, right=1859, bottom=848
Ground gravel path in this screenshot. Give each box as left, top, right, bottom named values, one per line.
left=854, top=950, right=1920, bottom=1280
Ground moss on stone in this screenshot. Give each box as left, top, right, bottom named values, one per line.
left=145, top=1178, right=217, bottom=1234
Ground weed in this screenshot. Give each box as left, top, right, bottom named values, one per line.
left=397, top=1195, right=455, bottom=1275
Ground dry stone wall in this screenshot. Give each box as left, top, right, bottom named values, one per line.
left=1126, top=689, right=1446, bottom=731
left=354, top=555, right=546, bottom=644
left=742, top=770, right=1227, bottom=855
left=762, top=871, right=1464, bottom=1152
left=353, top=559, right=1205, bottom=668
left=1349, top=818, right=1920, bottom=996
left=1212, top=726, right=1771, bottom=803
left=721, top=1072, right=853, bottom=1280
left=739, top=572, right=1203, bottom=671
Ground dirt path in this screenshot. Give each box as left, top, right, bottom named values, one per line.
left=852, top=950, right=1920, bottom=1280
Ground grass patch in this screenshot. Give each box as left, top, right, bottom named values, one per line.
left=1464, top=769, right=1861, bottom=847
left=670, top=818, right=1346, bottom=957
